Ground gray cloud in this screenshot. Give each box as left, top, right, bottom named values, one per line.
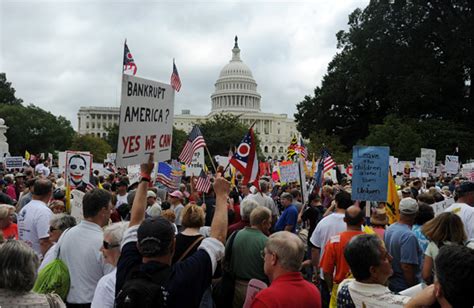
left=0, top=0, right=369, bottom=128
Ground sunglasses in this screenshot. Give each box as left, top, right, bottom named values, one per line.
left=49, top=226, right=58, bottom=233
left=103, top=240, right=120, bottom=250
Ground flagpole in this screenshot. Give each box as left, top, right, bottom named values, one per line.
left=205, top=145, right=217, bottom=173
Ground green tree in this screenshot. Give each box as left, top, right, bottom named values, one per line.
left=104, top=124, right=119, bottom=152
left=171, top=127, right=188, bottom=159
left=199, top=113, right=263, bottom=160
left=0, top=104, right=75, bottom=155
left=0, top=73, right=23, bottom=105
left=295, top=1, right=474, bottom=158
left=308, top=130, right=351, bottom=164
left=71, top=134, right=112, bottom=162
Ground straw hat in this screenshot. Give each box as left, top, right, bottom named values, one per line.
left=370, top=208, right=389, bottom=226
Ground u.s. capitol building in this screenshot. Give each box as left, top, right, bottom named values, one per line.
left=78, top=37, right=297, bottom=159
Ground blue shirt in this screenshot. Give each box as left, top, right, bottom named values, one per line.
left=412, top=224, right=429, bottom=253
left=275, top=204, right=298, bottom=233
left=384, top=223, right=423, bottom=292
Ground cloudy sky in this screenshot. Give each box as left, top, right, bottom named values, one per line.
left=0, top=0, right=368, bottom=130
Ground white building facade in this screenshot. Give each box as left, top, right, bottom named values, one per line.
left=77, top=37, right=297, bottom=159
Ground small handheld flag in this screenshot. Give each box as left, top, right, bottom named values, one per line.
left=196, top=169, right=212, bottom=193
left=230, top=127, right=259, bottom=186
left=179, top=125, right=206, bottom=165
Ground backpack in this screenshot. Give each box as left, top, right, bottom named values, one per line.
left=116, top=264, right=172, bottom=308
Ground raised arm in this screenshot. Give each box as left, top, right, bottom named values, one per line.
left=210, top=176, right=230, bottom=244
left=129, top=153, right=154, bottom=227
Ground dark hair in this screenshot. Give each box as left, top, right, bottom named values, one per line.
left=68, top=154, right=87, bottom=166
left=229, top=190, right=240, bottom=204
left=290, top=189, right=301, bottom=199
left=161, top=201, right=171, bottom=211
left=32, top=179, right=53, bottom=196
left=345, top=208, right=364, bottom=226
left=435, top=244, right=474, bottom=307
left=414, top=202, right=435, bottom=225
left=432, top=192, right=445, bottom=202
left=82, top=189, right=111, bottom=218
left=417, top=193, right=435, bottom=205
left=344, top=234, right=382, bottom=281
left=335, top=190, right=352, bottom=210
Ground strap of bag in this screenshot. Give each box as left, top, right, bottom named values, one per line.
left=224, top=230, right=240, bottom=268
left=176, top=235, right=204, bottom=262
left=55, top=227, right=72, bottom=259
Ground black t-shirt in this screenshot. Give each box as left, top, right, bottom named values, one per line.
left=172, top=233, right=204, bottom=264
left=116, top=239, right=213, bottom=308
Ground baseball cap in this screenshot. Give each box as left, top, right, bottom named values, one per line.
left=15, top=172, right=26, bottom=178
left=169, top=190, right=183, bottom=199
left=137, top=217, right=175, bottom=257
left=401, top=187, right=411, bottom=194
left=147, top=190, right=157, bottom=198
left=399, top=197, right=419, bottom=215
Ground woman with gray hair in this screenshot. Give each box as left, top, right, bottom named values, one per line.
left=38, top=214, right=77, bottom=272
left=0, top=240, right=65, bottom=307
left=91, top=221, right=129, bottom=308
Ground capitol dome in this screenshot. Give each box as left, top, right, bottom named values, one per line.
left=211, top=36, right=261, bottom=113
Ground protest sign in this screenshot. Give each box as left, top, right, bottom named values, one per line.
left=186, top=147, right=205, bottom=176
left=445, top=155, right=459, bottom=174
left=430, top=198, right=454, bottom=216
left=279, top=161, right=299, bottom=184
left=389, top=156, right=398, bottom=174
left=5, top=156, right=23, bottom=169
left=420, top=148, right=436, bottom=173
left=116, top=74, right=174, bottom=167
left=352, top=146, right=390, bottom=202
left=66, top=151, right=92, bottom=189
left=70, top=189, right=85, bottom=223
left=58, top=151, right=66, bottom=173
left=243, top=279, right=268, bottom=308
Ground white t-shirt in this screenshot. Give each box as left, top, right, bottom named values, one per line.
left=310, top=212, right=346, bottom=279
left=115, top=193, right=128, bottom=209
left=338, top=279, right=411, bottom=308
left=247, top=193, right=279, bottom=217
left=18, top=200, right=53, bottom=257
left=444, top=202, right=474, bottom=240
left=91, top=268, right=116, bottom=308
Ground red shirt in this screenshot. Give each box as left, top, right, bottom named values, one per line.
left=251, top=272, right=321, bottom=308
left=2, top=223, right=18, bottom=240
left=320, top=230, right=364, bottom=283
left=227, top=220, right=249, bottom=237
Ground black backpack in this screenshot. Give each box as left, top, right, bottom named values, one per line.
left=116, top=264, right=172, bottom=308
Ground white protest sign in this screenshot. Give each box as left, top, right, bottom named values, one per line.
left=70, top=189, right=85, bottom=223
left=389, top=156, right=398, bottom=174
left=58, top=151, right=66, bottom=173
left=420, top=148, right=436, bottom=173
left=5, top=156, right=23, bottom=169
left=445, top=155, right=459, bottom=175
left=430, top=198, right=454, bottom=216
left=117, top=74, right=174, bottom=167
left=66, top=151, right=92, bottom=189
left=279, top=162, right=299, bottom=184
left=186, top=147, right=205, bottom=176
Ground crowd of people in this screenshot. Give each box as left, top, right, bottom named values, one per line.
left=0, top=154, right=473, bottom=308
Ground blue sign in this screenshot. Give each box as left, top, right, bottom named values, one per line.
left=352, top=146, right=390, bottom=202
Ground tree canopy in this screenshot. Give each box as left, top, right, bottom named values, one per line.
left=295, top=0, right=473, bottom=160
left=0, top=73, right=75, bottom=155
left=71, top=134, right=112, bottom=162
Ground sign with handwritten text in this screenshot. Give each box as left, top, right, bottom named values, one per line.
left=352, top=146, right=390, bottom=202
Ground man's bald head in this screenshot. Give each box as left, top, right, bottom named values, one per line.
left=344, top=205, right=364, bottom=227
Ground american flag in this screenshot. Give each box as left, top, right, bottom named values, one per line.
left=170, top=59, right=182, bottom=92
left=123, top=40, right=137, bottom=75
left=156, top=162, right=178, bottom=189
left=230, top=127, right=259, bottom=186
left=179, top=125, right=206, bottom=164
left=299, top=137, right=308, bottom=159
left=195, top=169, right=211, bottom=193
left=323, top=149, right=336, bottom=173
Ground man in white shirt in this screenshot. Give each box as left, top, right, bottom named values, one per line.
left=310, top=190, right=352, bottom=307
left=247, top=180, right=279, bottom=223
left=168, top=190, right=184, bottom=226
left=115, top=180, right=128, bottom=209
left=18, top=179, right=53, bottom=257
left=444, top=181, right=474, bottom=240
left=59, top=188, right=114, bottom=306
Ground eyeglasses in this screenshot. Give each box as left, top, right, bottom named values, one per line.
left=49, top=226, right=58, bottom=233
left=103, top=240, right=120, bottom=250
